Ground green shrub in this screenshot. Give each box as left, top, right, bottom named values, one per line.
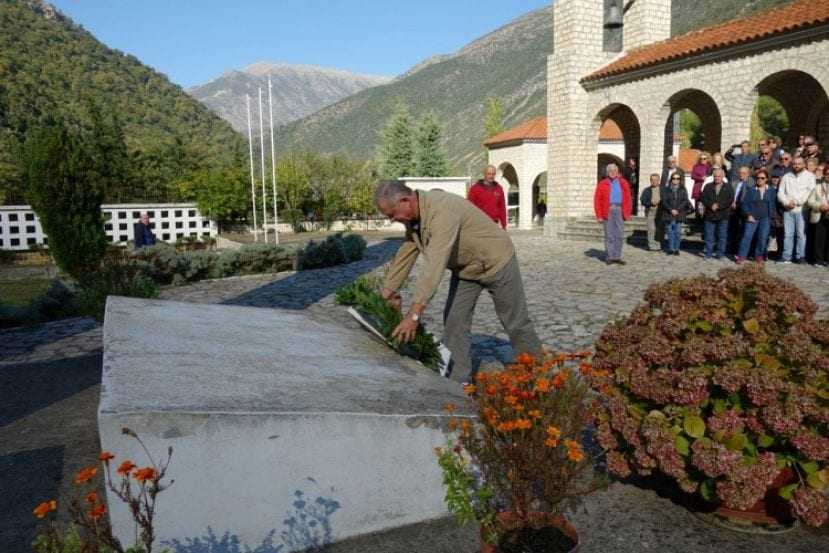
left=210, top=249, right=241, bottom=278
left=0, top=249, right=17, bottom=265
left=76, top=254, right=159, bottom=320
left=335, top=274, right=443, bottom=371
left=237, top=243, right=294, bottom=274
left=181, top=250, right=214, bottom=281
left=0, top=280, right=79, bottom=328
left=297, top=233, right=365, bottom=271
left=134, top=243, right=182, bottom=284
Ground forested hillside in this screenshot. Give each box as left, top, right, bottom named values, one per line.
left=0, top=0, right=245, bottom=203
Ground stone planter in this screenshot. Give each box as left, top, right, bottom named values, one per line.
left=709, top=468, right=797, bottom=533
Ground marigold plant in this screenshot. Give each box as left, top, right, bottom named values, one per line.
left=32, top=427, right=173, bottom=553
left=588, top=266, right=829, bottom=526
left=436, top=351, right=605, bottom=543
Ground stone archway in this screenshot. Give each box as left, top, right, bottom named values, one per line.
left=594, top=103, right=641, bottom=212
left=753, top=70, right=829, bottom=150
left=498, top=162, right=519, bottom=227
left=531, top=171, right=547, bottom=225
left=663, top=89, right=723, bottom=159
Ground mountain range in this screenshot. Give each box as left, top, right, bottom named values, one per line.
left=264, top=0, right=792, bottom=176
left=187, top=62, right=391, bottom=133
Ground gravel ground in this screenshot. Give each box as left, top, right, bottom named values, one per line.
left=2, top=231, right=829, bottom=552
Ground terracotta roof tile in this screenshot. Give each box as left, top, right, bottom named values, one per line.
left=483, top=116, right=624, bottom=147
left=584, top=0, right=829, bottom=83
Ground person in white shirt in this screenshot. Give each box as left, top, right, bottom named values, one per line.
left=777, top=156, right=816, bottom=263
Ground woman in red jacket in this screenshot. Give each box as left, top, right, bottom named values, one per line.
left=594, top=163, right=632, bottom=265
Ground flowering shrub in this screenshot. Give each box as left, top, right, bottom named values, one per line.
left=436, top=352, right=604, bottom=543
left=588, top=265, right=829, bottom=526
left=32, top=428, right=173, bottom=553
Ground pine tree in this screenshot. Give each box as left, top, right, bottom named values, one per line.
left=415, top=112, right=449, bottom=177
left=484, top=96, right=504, bottom=138
left=378, top=102, right=415, bottom=178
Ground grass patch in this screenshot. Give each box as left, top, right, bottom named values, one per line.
left=0, top=278, right=52, bottom=307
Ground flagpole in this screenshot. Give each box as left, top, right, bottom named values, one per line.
left=268, top=75, right=279, bottom=245
left=258, top=88, right=268, bottom=243
left=246, top=94, right=258, bottom=242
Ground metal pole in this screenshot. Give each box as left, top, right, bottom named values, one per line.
left=258, top=88, right=268, bottom=243
left=246, top=94, right=258, bottom=242
left=268, top=75, right=279, bottom=245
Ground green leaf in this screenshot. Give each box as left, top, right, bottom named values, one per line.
left=700, top=479, right=715, bottom=501
left=683, top=415, right=706, bottom=438
left=712, top=399, right=727, bottom=414
left=675, top=435, right=690, bottom=456
left=799, top=460, right=820, bottom=475
left=807, top=472, right=828, bottom=491
left=757, top=434, right=774, bottom=448
left=778, top=483, right=798, bottom=500
left=725, top=432, right=748, bottom=451
left=743, top=318, right=760, bottom=334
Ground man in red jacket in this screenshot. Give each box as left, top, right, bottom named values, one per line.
left=594, top=163, right=632, bottom=265
left=468, top=165, right=507, bottom=229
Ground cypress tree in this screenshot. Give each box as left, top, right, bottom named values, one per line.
left=484, top=96, right=504, bottom=138
left=415, top=112, right=449, bottom=177
left=378, top=102, right=414, bottom=178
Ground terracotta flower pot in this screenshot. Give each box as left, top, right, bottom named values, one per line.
left=480, top=512, right=580, bottom=553
left=714, top=468, right=796, bottom=527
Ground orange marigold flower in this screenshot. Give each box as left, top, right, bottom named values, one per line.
left=33, top=500, right=57, bottom=519
left=443, top=402, right=457, bottom=414
left=497, top=421, right=517, bottom=432
left=515, top=418, right=532, bottom=430
left=98, top=451, right=115, bottom=462
left=514, top=403, right=525, bottom=412
left=544, top=437, right=559, bottom=448
left=460, top=419, right=472, bottom=432
left=546, top=425, right=561, bottom=439
left=463, top=383, right=477, bottom=395
left=74, top=466, right=97, bottom=485
left=89, top=504, right=107, bottom=520
left=552, top=370, right=569, bottom=389
left=85, top=492, right=98, bottom=504
left=536, top=379, right=551, bottom=393
left=475, top=372, right=489, bottom=383
left=504, top=395, right=518, bottom=405
left=485, top=385, right=498, bottom=396
left=116, top=460, right=136, bottom=476
left=448, top=418, right=459, bottom=431
left=132, top=467, right=158, bottom=484
left=528, top=409, right=542, bottom=419
left=498, top=374, right=510, bottom=386
left=579, top=363, right=592, bottom=376
left=516, top=353, right=535, bottom=365
left=567, top=447, right=585, bottom=462
left=593, top=369, right=610, bottom=378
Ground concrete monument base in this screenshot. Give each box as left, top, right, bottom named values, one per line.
left=99, top=297, right=468, bottom=552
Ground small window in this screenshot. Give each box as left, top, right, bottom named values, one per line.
left=176, top=232, right=184, bottom=238
left=189, top=232, right=197, bottom=238
left=174, top=210, right=182, bottom=217
left=102, top=212, right=112, bottom=221
left=104, top=223, right=113, bottom=231
left=147, top=210, right=155, bottom=217
left=161, top=210, right=168, bottom=217
left=10, top=226, right=19, bottom=234
left=11, top=238, right=20, bottom=246
left=0, top=214, right=3, bottom=221
left=202, top=220, right=210, bottom=228
left=132, top=211, right=140, bottom=218
left=188, top=221, right=196, bottom=228
left=0, top=227, right=3, bottom=234
left=188, top=210, right=196, bottom=217
left=26, top=225, right=36, bottom=233
left=42, top=237, right=48, bottom=245
left=118, top=211, right=127, bottom=219
left=119, top=223, right=127, bottom=230
left=25, top=213, right=35, bottom=221
left=9, top=213, right=19, bottom=221
left=162, top=222, right=169, bottom=229
left=149, top=222, right=156, bottom=229
left=162, top=233, right=170, bottom=241
left=202, top=232, right=210, bottom=238
left=175, top=221, right=183, bottom=229
left=111, top=236, right=117, bottom=242
left=0, top=238, right=3, bottom=246
left=119, top=235, right=128, bottom=242
left=27, top=237, right=36, bottom=245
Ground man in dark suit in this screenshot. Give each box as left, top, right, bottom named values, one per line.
left=133, top=212, right=156, bottom=249
left=660, top=155, right=679, bottom=187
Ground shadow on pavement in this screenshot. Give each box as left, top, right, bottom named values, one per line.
left=0, top=353, right=102, bottom=427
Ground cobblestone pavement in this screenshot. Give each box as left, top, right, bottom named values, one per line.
left=3, top=231, right=829, bottom=552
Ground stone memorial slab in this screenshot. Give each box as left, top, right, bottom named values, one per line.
left=99, top=296, right=468, bottom=552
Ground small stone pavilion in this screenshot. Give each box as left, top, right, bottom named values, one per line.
left=538, top=0, right=829, bottom=237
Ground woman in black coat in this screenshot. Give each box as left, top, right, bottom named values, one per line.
left=660, top=171, right=692, bottom=255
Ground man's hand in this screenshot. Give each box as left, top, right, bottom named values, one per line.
left=788, top=200, right=796, bottom=209
left=712, top=203, right=719, bottom=211
left=380, top=287, right=402, bottom=311
left=748, top=215, right=756, bottom=223
left=821, top=202, right=829, bottom=213
left=391, top=316, right=418, bottom=343
left=671, top=209, right=678, bottom=216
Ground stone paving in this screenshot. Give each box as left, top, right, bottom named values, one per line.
left=2, top=230, right=829, bottom=552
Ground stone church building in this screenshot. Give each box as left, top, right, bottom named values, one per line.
left=491, top=0, right=829, bottom=234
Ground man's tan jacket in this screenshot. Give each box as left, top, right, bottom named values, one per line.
left=384, top=189, right=514, bottom=305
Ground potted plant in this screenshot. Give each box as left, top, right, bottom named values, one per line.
left=436, top=351, right=604, bottom=552
left=587, top=266, right=828, bottom=529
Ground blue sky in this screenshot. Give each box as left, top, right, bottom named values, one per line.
left=50, top=1, right=551, bottom=88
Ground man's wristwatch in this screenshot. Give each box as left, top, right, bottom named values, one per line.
left=409, top=313, right=420, bottom=322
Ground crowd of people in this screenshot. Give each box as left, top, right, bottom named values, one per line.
left=597, top=135, right=829, bottom=266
